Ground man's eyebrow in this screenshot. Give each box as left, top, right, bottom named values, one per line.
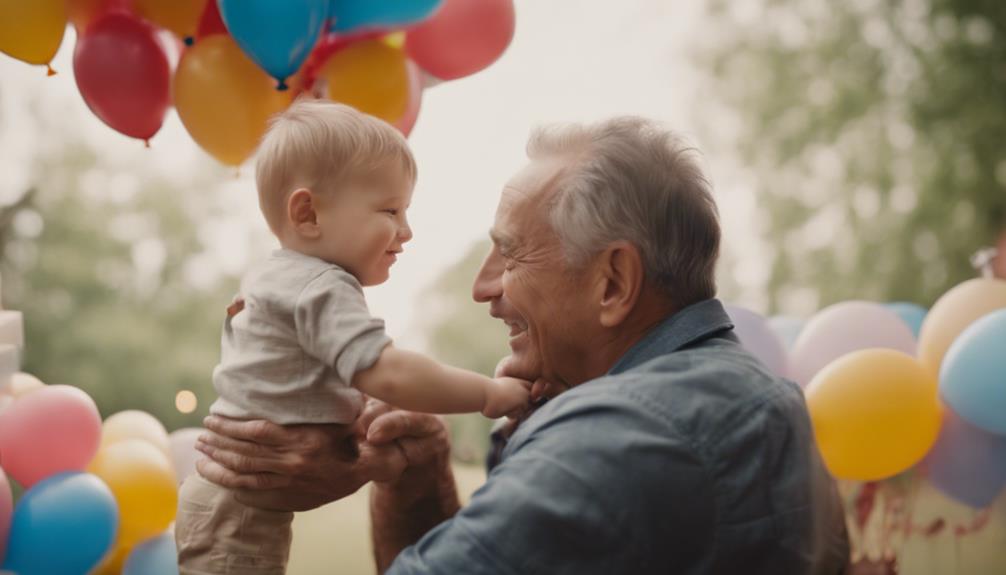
left=489, top=228, right=515, bottom=251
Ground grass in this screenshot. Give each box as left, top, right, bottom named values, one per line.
left=287, top=464, right=486, bottom=575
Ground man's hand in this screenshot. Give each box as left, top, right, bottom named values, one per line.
left=194, top=399, right=448, bottom=512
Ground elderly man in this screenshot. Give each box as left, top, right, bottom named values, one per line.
left=196, top=117, right=850, bottom=574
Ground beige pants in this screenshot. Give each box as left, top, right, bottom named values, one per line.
left=176, top=475, right=295, bottom=575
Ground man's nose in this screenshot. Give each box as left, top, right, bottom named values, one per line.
left=472, top=246, right=504, bottom=303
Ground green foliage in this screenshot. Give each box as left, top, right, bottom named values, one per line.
left=0, top=141, right=239, bottom=431
left=701, top=0, right=1006, bottom=311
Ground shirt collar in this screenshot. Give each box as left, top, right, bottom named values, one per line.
left=608, top=298, right=735, bottom=375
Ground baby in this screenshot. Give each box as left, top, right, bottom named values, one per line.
left=176, top=100, right=530, bottom=574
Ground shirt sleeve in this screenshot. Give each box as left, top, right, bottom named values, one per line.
left=385, top=390, right=712, bottom=575
left=294, top=269, right=391, bottom=385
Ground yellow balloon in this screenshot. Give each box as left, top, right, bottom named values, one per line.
left=917, top=278, right=1006, bottom=375
left=134, top=0, right=207, bottom=42
left=174, top=35, right=290, bottom=166
left=101, top=409, right=171, bottom=457
left=89, top=439, right=178, bottom=543
left=805, top=349, right=942, bottom=481
left=0, top=0, right=67, bottom=71
left=319, top=39, right=409, bottom=124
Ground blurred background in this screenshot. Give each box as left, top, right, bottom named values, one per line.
left=2, top=0, right=1005, bottom=573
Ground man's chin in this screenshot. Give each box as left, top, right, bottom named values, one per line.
left=495, top=354, right=541, bottom=382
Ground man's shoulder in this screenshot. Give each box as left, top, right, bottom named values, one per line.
left=516, top=338, right=807, bottom=455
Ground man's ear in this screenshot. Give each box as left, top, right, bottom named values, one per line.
left=287, top=188, right=320, bottom=238
left=595, top=241, right=645, bottom=328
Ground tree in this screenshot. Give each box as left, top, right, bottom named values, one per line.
left=700, top=0, right=1006, bottom=313
left=0, top=114, right=246, bottom=431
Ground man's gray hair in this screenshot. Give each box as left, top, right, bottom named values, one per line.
left=529, top=117, right=720, bottom=306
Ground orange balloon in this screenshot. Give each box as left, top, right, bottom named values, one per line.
left=318, top=39, right=410, bottom=124
left=66, top=0, right=127, bottom=32
left=0, top=0, right=66, bottom=71
left=917, top=278, right=1006, bottom=375
left=134, top=0, right=208, bottom=42
left=174, top=35, right=290, bottom=166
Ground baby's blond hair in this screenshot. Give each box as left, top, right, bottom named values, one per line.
left=255, top=99, right=417, bottom=234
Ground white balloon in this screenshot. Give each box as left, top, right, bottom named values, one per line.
left=725, top=305, right=789, bottom=378
left=168, top=427, right=204, bottom=485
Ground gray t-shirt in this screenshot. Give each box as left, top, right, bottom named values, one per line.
left=210, top=249, right=391, bottom=425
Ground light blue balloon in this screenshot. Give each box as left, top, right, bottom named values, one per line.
left=329, top=0, right=443, bottom=32
left=123, top=533, right=179, bottom=575
left=939, top=308, right=1006, bottom=435
left=883, top=302, right=927, bottom=338
left=767, top=315, right=804, bottom=350
left=218, top=0, right=330, bottom=89
left=2, top=472, right=118, bottom=575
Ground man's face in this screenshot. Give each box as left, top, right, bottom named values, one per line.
left=473, top=157, right=595, bottom=388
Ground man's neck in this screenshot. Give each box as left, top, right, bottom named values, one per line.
left=575, top=289, right=677, bottom=385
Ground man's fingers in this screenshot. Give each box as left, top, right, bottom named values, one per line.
left=366, top=411, right=444, bottom=445
left=195, top=458, right=292, bottom=490
left=194, top=440, right=290, bottom=475
left=356, top=442, right=408, bottom=483
left=203, top=416, right=290, bottom=446
left=197, top=430, right=279, bottom=459
left=394, top=435, right=449, bottom=468
left=356, top=398, right=394, bottom=436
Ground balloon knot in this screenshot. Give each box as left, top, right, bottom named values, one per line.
left=46, top=65, right=56, bottom=77
left=277, top=79, right=289, bottom=92
left=144, top=139, right=151, bottom=149
left=184, top=36, right=195, bottom=46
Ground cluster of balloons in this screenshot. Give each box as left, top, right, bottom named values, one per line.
left=727, top=277, right=1006, bottom=508
left=0, top=0, right=516, bottom=165
left=0, top=380, right=203, bottom=574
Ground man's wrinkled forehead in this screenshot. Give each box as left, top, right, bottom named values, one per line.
left=496, top=157, right=567, bottom=225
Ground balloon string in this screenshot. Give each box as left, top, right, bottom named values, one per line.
left=144, top=139, right=151, bottom=149
left=46, top=65, right=56, bottom=77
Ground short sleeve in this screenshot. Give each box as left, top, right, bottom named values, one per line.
left=294, top=269, right=391, bottom=384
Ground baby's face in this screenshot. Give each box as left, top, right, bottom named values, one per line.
left=314, top=168, right=414, bottom=286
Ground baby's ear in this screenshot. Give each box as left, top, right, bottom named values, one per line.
left=288, top=188, right=320, bottom=238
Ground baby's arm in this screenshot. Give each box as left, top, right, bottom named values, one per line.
left=353, top=346, right=531, bottom=418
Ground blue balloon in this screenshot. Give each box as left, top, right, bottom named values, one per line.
left=123, top=533, right=179, bottom=575
left=2, top=472, right=118, bottom=575
left=218, top=0, right=330, bottom=89
left=940, top=308, right=1006, bottom=435
left=329, top=0, right=443, bottom=32
left=883, top=302, right=927, bottom=338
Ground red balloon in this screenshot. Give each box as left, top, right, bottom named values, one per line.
left=405, top=0, right=515, bottom=80
left=195, top=0, right=227, bottom=40
left=73, top=12, right=171, bottom=141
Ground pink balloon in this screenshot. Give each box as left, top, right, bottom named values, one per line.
left=790, top=301, right=917, bottom=387
left=405, top=0, right=515, bottom=80
left=0, top=385, right=102, bottom=488
left=0, top=466, right=11, bottom=564
left=725, top=305, right=788, bottom=378
left=393, top=59, right=424, bottom=136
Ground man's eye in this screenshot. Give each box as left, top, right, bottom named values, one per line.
left=382, top=209, right=398, bottom=216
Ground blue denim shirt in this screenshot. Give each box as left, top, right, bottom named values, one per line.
left=388, top=299, right=849, bottom=574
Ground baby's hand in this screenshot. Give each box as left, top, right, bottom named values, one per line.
left=482, top=377, right=532, bottom=419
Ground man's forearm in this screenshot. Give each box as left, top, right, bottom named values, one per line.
left=370, top=453, right=461, bottom=573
